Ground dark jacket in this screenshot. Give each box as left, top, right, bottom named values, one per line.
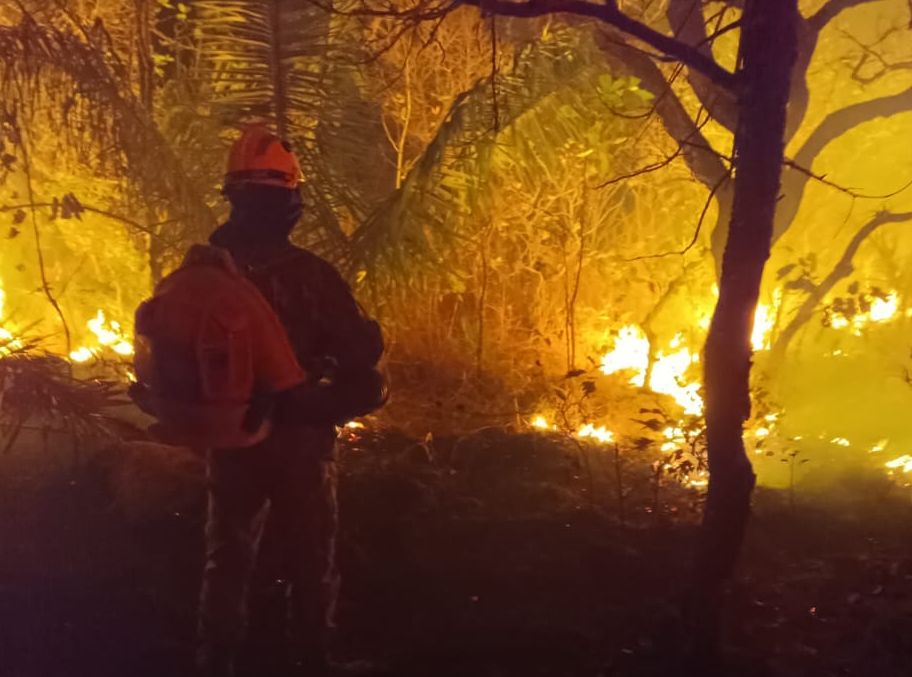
left=211, top=222, right=382, bottom=425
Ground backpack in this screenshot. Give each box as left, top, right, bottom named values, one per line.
left=245, top=249, right=388, bottom=423
left=130, top=245, right=307, bottom=448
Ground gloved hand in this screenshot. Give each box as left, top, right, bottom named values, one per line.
left=276, top=368, right=387, bottom=426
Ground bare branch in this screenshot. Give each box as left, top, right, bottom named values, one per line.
left=783, top=159, right=912, bottom=201
left=623, top=170, right=732, bottom=262
left=772, top=210, right=912, bottom=357
left=593, top=31, right=729, bottom=192
left=597, top=109, right=715, bottom=188
left=0, top=202, right=178, bottom=241
left=840, top=27, right=912, bottom=85
left=774, top=85, right=912, bottom=241
left=666, top=0, right=738, bottom=132
left=457, top=0, right=736, bottom=88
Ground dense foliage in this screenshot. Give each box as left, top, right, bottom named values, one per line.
left=1, top=0, right=911, bottom=464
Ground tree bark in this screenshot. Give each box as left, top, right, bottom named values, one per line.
left=692, top=0, right=799, bottom=665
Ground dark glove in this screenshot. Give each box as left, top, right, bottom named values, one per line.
left=276, top=368, right=388, bottom=426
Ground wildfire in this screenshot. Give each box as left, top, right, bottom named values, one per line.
left=531, top=415, right=555, bottom=431
left=598, top=326, right=649, bottom=386
left=599, top=326, right=703, bottom=415
left=0, top=282, right=23, bottom=354
left=825, top=291, right=899, bottom=334
left=69, top=310, right=134, bottom=363
left=751, top=289, right=783, bottom=351
left=661, top=426, right=685, bottom=452
left=885, top=455, right=912, bottom=473
left=577, top=424, right=614, bottom=444
left=526, top=416, right=615, bottom=445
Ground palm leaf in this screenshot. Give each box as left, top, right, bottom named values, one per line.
left=0, top=16, right=216, bottom=247
left=192, top=0, right=390, bottom=253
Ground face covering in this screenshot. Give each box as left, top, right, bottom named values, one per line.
left=212, top=185, right=304, bottom=248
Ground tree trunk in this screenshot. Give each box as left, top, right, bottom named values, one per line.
left=691, top=0, right=799, bottom=666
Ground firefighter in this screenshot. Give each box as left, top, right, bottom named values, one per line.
left=196, top=126, right=381, bottom=677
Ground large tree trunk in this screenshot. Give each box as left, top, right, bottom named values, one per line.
left=691, top=0, right=799, bottom=666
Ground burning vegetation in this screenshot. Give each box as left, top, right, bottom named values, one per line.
left=3, top=0, right=912, bottom=675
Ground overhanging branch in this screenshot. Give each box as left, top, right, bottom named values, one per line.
left=774, top=85, right=912, bottom=240
left=457, top=0, right=737, bottom=88
left=772, top=210, right=912, bottom=358
left=807, top=0, right=881, bottom=32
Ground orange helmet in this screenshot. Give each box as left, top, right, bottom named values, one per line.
left=224, top=125, right=302, bottom=190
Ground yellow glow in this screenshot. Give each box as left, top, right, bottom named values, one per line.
left=70, top=310, right=134, bottom=363
left=870, top=439, right=888, bottom=453
left=113, top=341, right=134, bottom=356
left=576, top=424, right=614, bottom=444
left=885, top=455, right=912, bottom=473
left=751, top=289, right=782, bottom=351
left=830, top=437, right=851, bottom=447
left=599, top=326, right=649, bottom=387
left=650, top=339, right=703, bottom=415
left=826, top=291, right=901, bottom=334
left=88, top=310, right=119, bottom=346
left=754, top=427, right=770, bottom=439
left=869, top=293, right=899, bottom=322
left=531, top=415, right=553, bottom=431
left=0, top=280, right=24, bottom=354
left=600, top=326, right=702, bottom=414
left=69, top=347, right=95, bottom=363
left=345, top=421, right=365, bottom=429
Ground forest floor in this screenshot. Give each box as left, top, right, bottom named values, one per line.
left=2, top=424, right=912, bottom=677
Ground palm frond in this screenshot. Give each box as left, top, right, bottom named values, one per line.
left=193, top=1, right=392, bottom=253
left=1, top=352, right=126, bottom=449
left=0, top=16, right=216, bottom=245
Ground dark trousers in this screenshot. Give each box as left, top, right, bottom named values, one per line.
left=197, top=425, right=339, bottom=668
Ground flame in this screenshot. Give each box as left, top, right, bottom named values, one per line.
left=751, top=289, right=782, bottom=351
left=528, top=416, right=614, bottom=445
left=599, top=326, right=703, bottom=415
left=69, top=347, right=94, bottom=363
left=70, top=310, right=134, bottom=363
left=0, top=281, right=23, bottom=353
left=661, top=425, right=685, bottom=452
left=869, top=293, right=899, bottom=322
left=531, top=415, right=555, bottom=431
left=825, top=290, right=900, bottom=335
left=599, top=326, right=649, bottom=387
left=577, top=424, right=614, bottom=444
left=651, top=338, right=703, bottom=415
left=885, top=455, right=912, bottom=473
